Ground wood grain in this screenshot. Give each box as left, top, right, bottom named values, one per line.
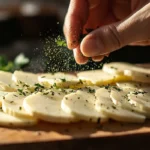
left=1, top=63, right=150, bottom=149
left=0, top=120, right=150, bottom=145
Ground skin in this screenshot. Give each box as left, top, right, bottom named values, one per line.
left=64, top=0, right=150, bottom=64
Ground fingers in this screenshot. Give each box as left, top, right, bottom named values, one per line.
left=73, top=47, right=89, bottom=64
left=80, top=3, right=150, bottom=57
left=112, top=0, right=131, bottom=20
left=92, top=55, right=104, bottom=62
left=83, top=0, right=108, bottom=32
left=63, top=0, right=89, bottom=49
left=129, top=40, right=150, bottom=46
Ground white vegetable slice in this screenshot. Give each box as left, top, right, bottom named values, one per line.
left=0, top=71, right=15, bottom=91
left=61, top=90, right=108, bottom=123
left=77, top=70, right=129, bottom=86
left=102, top=62, right=134, bottom=75
left=116, top=82, right=150, bottom=90
left=0, top=91, right=9, bottom=106
left=95, top=88, right=145, bottom=123
left=12, top=71, right=39, bottom=87
left=38, top=72, right=80, bottom=88
left=128, top=92, right=150, bottom=112
left=23, top=92, right=78, bottom=123
left=110, top=88, right=150, bottom=117
left=102, top=62, right=150, bottom=83
left=2, top=92, right=35, bottom=119
left=0, top=110, right=37, bottom=127
left=124, top=68, right=150, bottom=83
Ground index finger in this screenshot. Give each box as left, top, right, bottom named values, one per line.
left=63, top=0, right=89, bottom=49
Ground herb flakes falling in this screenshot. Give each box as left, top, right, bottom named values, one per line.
left=43, top=35, right=110, bottom=73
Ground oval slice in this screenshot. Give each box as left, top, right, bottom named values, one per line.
left=0, top=110, right=37, bottom=127
left=95, top=88, right=145, bottom=123
left=110, top=88, right=150, bottom=118
left=23, top=92, right=78, bottom=123
left=2, top=92, right=35, bottom=119
left=38, top=72, right=80, bottom=88
left=61, top=90, right=108, bottom=123
left=102, top=62, right=134, bottom=75
left=128, top=92, right=150, bottom=112
left=12, top=71, right=39, bottom=87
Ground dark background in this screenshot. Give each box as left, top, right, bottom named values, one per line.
left=0, top=0, right=150, bottom=68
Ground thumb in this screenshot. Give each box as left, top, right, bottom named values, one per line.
left=80, top=3, right=150, bottom=57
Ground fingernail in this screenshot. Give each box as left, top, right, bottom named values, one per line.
left=73, top=48, right=89, bottom=64
left=81, top=38, right=104, bottom=57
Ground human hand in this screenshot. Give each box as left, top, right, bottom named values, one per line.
left=63, top=0, right=150, bottom=64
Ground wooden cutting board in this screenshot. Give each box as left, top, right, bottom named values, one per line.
left=1, top=63, right=150, bottom=150
left=1, top=121, right=150, bottom=147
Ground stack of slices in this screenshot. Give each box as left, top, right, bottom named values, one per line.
left=0, top=62, right=150, bottom=127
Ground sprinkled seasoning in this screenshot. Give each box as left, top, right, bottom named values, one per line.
left=110, top=66, right=118, bottom=70
left=112, top=86, right=122, bottom=92
left=132, top=91, right=147, bottom=95
left=104, top=85, right=110, bottom=90
left=43, top=92, right=49, bottom=95
left=41, top=76, right=46, bottom=78
left=43, top=35, right=110, bottom=73
left=112, top=106, right=116, bottom=109
left=60, top=78, right=66, bottom=82
left=17, top=89, right=26, bottom=96
left=88, top=88, right=95, bottom=93
left=79, top=79, right=83, bottom=84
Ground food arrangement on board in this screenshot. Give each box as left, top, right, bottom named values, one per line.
left=0, top=62, right=150, bottom=127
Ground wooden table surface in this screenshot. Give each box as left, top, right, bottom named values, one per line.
left=0, top=120, right=150, bottom=150
left=1, top=63, right=150, bottom=150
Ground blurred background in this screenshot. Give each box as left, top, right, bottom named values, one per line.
left=0, top=0, right=149, bottom=72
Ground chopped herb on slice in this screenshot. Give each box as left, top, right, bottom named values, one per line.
left=97, top=118, right=101, bottom=124
left=79, top=79, right=83, bottom=84
left=132, top=91, right=147, bottom=95
left=88, top=88, right=95, bottom=93
left=41, top=76, right=46, bottom=78
left=110, top=66, right=118, bottom=70
left=13, top=95, right=18, bottom=97
left=104, top=85, right=110, bottom=90
left=19, top=80, right=23, bottom=84
left=10, top=101, right=14, bottom=103
left=113, top=86, right=122, bottom=92
left=43, top=92, right=49, bottom=95
left=19, top=106, right=22, bottom=110
left=60, top=78, right=66, bottom=82
left=17, top=89, right=26, bottom=96
left=53, top=83, right=59, bottom=89
left=51, top=91, right=55, bottom=96
left=34, top=83, right=44, bottom=89
left=18, top=89, right=23, bottom=93
left=112, top=106, right=116, bottom=109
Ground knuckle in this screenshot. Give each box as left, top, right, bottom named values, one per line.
left=106, top=25, right=122, bottom=49
left=95, top=24, right=123, bottom=53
